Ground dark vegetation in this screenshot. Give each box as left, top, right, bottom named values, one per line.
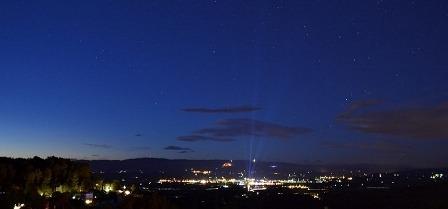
left=0, top=157, right=92, bottom=194
left=0, top=157, right=92, bottom=209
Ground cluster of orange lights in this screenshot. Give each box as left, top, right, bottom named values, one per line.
left=222, top=162, right=232, bottom=168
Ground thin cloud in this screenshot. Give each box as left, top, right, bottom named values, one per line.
left=196, top=118, right=312, bottom=139
left=338, top=99, right=383, bottom=118
left=178, top=118, right=312, bottom=142
left=164, top=145, right=193, bottom=151
left=83, top=143, right=112, bottom=149
left=177, top=135, right=235, bottom=142
left=321, top=140, right=412, bottom=152
left=182, top=105, right=261, bottom=113
left=178, top=150, right=194, bottom=154
left=338, top=101, right=448, bottom=140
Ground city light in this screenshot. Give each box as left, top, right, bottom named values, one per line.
left=222, top=162, right=233, bottom=168
left=192, top=170, right=211, bottom=175
left=13, top=203, right=25, bottom=209
left=85, top=199, right=93, bottom=205
left=430, top=173, right=444, bottom=179
left=104, top=184, right=114, bottom=193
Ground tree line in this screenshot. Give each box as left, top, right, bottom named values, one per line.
left=0, top=156, right=92, bottom=196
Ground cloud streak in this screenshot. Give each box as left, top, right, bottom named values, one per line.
left=177, top=135, right=236, bottom=142
left=182, top=105, right=261, bottom=113
left=178, top=118, right=312, bottom=142
left=338, top=101, right=448, bottom=140
left=83, top=143, right=112, bottom=149
left=196, top=118, right=312, bottom=138
left=164, top=145, right=193, bottom=152
left=321, top=140, right=412, bottom=152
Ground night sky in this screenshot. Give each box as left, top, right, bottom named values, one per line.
left=1, top=0, right=448, bottom=167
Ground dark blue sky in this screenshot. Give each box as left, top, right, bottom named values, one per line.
left=1, top=0, right=448, bottom=167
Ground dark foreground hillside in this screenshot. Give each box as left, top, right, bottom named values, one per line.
left=1, top=157, right=447, bottom=209
left=2, top=184, right=448, bottom=209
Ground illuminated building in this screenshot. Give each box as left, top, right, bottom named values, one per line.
left=222, top=162, right=233, bottom=168
left=13, top=203, right=25, bottom=209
